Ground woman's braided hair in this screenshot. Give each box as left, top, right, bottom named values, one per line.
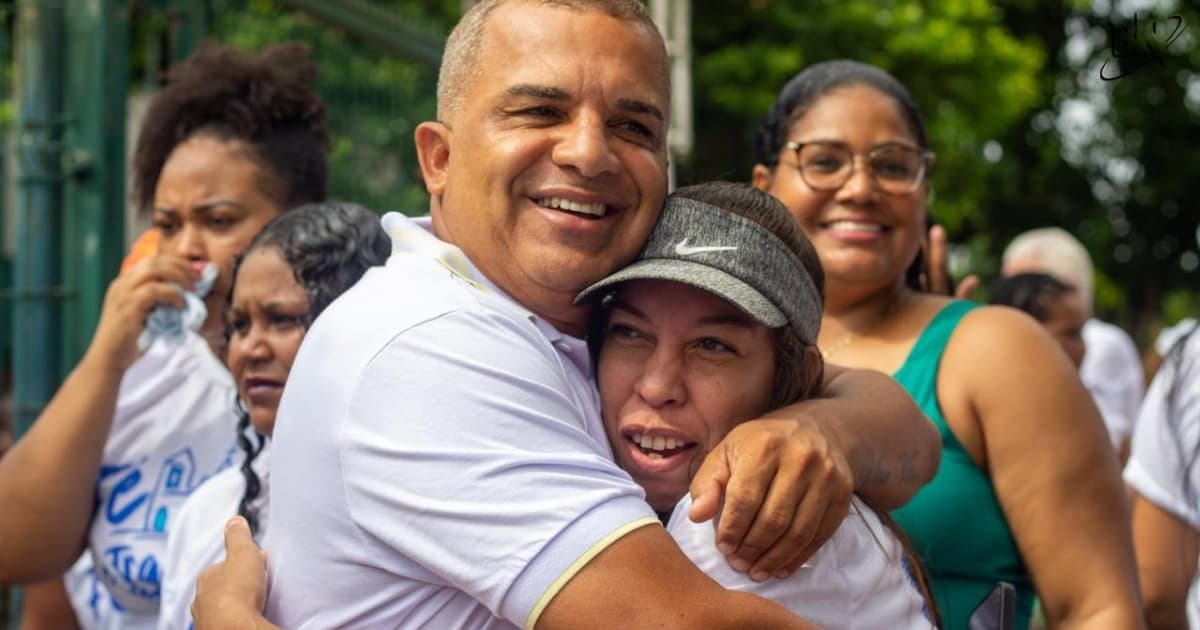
left=226, top=202, right=392, bottom=534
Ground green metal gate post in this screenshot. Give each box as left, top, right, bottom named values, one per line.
left=59, top=0, right=129, bottom=371
left=10, top=0, right=67, bottom=623
left=12, top=0, right=65, bottom=436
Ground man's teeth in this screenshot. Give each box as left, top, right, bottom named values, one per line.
left=828, top=220, right=883, bottom=232
left=541, top=197, right=606, bottom=217
left=633, top=433, right=680, bottom=452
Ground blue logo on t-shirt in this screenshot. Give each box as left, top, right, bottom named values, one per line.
left=94, top=446, right=229, bottom=607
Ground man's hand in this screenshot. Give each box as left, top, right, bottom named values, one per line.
left=191, top=517, right=279, bottom=630
left=926, top=224, right=978, bottom=299
left=688, top=417, right=853, bottom=581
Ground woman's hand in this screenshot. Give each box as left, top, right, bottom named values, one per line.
left=83, top=255, right=194, bottom=372
left=924, top=224, right=978, bottom=299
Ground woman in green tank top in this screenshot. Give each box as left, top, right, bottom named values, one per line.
left=748, top=60, right=1142, bottom=629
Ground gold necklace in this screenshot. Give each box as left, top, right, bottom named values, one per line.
left=821, top=296, right=903, bottom=360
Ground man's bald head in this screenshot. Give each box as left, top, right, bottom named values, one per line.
left=437, top=0, right=668, bottom=124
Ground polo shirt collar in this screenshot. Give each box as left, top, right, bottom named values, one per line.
left=387, top=213, right=593, bottom=377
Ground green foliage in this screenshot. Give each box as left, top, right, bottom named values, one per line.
left=196, top=0, right=1192, bottom=338
left=684, top=0, right=1045, bottom=238
left=209, top=0, right=457, bottom=216
left=684, top=0, right=1193, bottom=339
left=978, top=1, right=1199, bottom=332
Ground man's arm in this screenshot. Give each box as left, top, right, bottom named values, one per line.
left=1131, top=492, right=1198, bottom=630
left=812, top=363, right=938, bottom=507
left=195, top=518, right=818, bottom=630
left=689, top=363, right=938, bottom=578
left=0, top=256, right=192, bottom=581
left=537, top=524, right=819, bottom=630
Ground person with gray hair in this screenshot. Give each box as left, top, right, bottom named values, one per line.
left=1002, top=227, right=1144, bottom=461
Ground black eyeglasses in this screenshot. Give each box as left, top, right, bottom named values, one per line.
left=784, top=141, right=935, bottom=195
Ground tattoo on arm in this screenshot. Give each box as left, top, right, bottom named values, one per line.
left=853, top=447, right=923, bottom=486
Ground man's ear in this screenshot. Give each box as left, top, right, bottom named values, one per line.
left=750, top=164, right=774, bottom=192
left=415, top=121, right=452, bottom=196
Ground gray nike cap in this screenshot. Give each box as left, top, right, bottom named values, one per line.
left=574, top=195, right=822, bottom=344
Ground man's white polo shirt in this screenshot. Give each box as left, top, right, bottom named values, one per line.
left=264, top=214, right=657, bottom=629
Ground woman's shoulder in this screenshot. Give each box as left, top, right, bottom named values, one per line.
left=936, top=303, right=1076, bottom=410
left=171, top=465, right=246, bottom=534
left=951, top=302, right=1054, bottom=350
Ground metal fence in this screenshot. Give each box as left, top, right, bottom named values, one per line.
left=0, top=1, right=446, bottom=626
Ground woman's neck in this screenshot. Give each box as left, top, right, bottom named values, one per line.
left=817, top=279, right=914, bottom=362
left=823, top=280, right=909, bottom=333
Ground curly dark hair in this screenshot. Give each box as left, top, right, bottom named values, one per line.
left=132, top=41, right=330, bottom=212
left=226, top=201, right=391, bottom=534
left=989, top=272, right=1075, bottom=322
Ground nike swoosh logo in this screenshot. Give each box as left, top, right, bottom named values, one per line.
left=674, top=238, right=738, bottom=256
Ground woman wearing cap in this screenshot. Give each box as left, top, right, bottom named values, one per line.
left=0, top=42, right=329, bottom=629
left=578, top=181, right=936, bottom=627
left=750, top=59, right=1140, bottom=628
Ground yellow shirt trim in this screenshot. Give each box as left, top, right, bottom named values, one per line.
left=524, top=516, right=660, bottom=630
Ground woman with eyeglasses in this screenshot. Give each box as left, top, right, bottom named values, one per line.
left=750, top=60, right=1141, bottom=629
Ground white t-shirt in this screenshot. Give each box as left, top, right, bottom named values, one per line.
left=1156, top=319, right=1199, bottom=355
left=73, top=331, right=239, bottom=630
left=1125, top=326, right=1200, bottom=626
left=65, top=553, right=113, bottom=630
left=1125, top=327, right=1200, bottom=526
left=668, top=495, right=934, bottom=629
left=1081, top=318, right=1144, bottom=450
left=158, top=444, right=270, bottom=630
left=264, top=214, right=658, bottom=629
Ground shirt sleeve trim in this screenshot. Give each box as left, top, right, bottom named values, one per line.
left=523, top=516, right=660, bottom=630
left=1125, top=458, right=1200, bottom=529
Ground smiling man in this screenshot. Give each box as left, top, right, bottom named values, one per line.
left=194, top=2, right=939, bottom=629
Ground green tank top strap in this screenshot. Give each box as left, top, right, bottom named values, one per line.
left=893, top=300, right=978, bottom=409
left=890, top=299, right=1034, bottom=630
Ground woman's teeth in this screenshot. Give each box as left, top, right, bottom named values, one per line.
left=828, top=220, right=883, bottom=232
left=631, top=433, right=685, bottom=459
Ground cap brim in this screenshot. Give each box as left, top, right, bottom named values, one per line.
left=574, top=258, right=788, bottom=328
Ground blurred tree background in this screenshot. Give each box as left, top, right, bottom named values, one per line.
left=206, top=0, right=459, bottom=219
left=199, top=0, right=1194, bottom=343
left=2, top=0, right=1191, bottom=619
left=675, top=0, right=1197, bottom=340
left=2, top=0, right=1190, bottom=376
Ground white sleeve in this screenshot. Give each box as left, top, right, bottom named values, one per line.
left=666, top=496, right=933, bottom=628
left=339, top=309, right=657, bottom=628
left=1081, top=321, right=1144, bottom=447
left=157, top=470, right=243, bottom=630
left=1125, top=334, right=1200, bottom=529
